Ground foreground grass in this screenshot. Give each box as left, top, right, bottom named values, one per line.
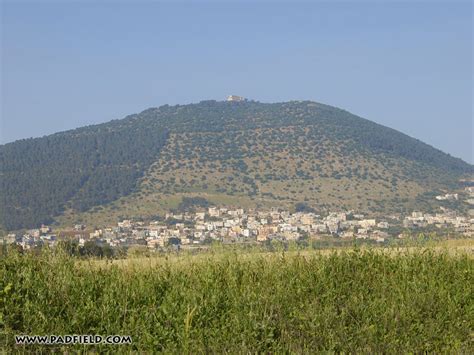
left=87, top=239, right=474, bottom=271
left=1, top=248, right=473, bottom=352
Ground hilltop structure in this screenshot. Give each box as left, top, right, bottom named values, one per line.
left=226, top=95, right=246, bottom=102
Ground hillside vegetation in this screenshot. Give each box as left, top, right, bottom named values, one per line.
left=1, top=247, right=472, bottom=352
left=0, top=119, right=168, bottom=230
left=1, top=100, right=472, bottom=230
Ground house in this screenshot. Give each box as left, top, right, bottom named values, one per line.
left=327, top=222, right=340, bottom=235
left=300, top=215, right=314, bottom=225
left=74, top=224, right=85, bottom=231
left=257, top=225, right=278, bottom=242
left=372, top=230, right=389, bottom=239
left=359, top=219, right=376, bottom=228
left=341, top=231, right=354, bottom=239
left=147, top=238, right=164, bottom=249
left=180, top=236, right=192, bottom=245
left=118, top=220, right=133, bottom=229
left=208, top=207, right=220, bottom=217
left=4, top=234, right=19, bottom=244
left=29, top=229, right=41, bottom=238
left=90, top=230, right=102, bottom=238
left=20, top=237, right=37, bottom=249
left=412, top=211, right=423, bottom=219
left=312, top=224, right=327, bottom=233
left=195, top=224, right=206, bottom=231
left=40, top=225, right=51, bottom=234
left=40, top=234, right=56, bottom=242
left=436, top=193, right=458, bottom=201
left=356, top=233, right=369, bottom=240
left=280, top=231, right=298, bottom=241
left=454, top=222, right=471, bottom=233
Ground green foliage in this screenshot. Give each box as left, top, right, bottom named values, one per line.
left=0, top=120, right=168, bottom=230
left=294, top=202, right=315, bottom=213
left=0, top=249, right=472, bottom=352
left=56, top=240, right=115, bottom=258
left=1, top=100, right=472, bottom=230
left=177, top=197, right=211, bottom=212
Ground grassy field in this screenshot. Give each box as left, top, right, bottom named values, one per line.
left=1, top=245, right=473, bottom=352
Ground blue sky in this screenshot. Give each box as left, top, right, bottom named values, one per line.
left=1, top=1, right=472, bottom=163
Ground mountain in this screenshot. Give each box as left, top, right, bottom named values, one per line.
left=1, top=100, right=472, bottom=230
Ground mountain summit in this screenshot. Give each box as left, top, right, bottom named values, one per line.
left=1, top=100, right=472, bottom=230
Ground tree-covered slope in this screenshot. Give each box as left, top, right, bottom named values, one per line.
left=1, top=100, right=472, bottom=230
left=0, top=118, right=168, bottom=230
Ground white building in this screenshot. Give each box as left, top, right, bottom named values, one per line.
left=226, top=95, right=246, bottom=102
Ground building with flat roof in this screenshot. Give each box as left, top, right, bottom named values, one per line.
left=226, top=95, right=246, bottom=102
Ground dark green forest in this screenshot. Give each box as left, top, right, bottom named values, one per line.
left=1, top=100, right=472, bottom=230
left=0, top=119, right=168, bottom=230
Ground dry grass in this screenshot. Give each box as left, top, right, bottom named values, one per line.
left=81, top=239, right=474, bottom=272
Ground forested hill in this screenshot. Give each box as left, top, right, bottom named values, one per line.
left=1, top=100, right=472, bottom=230
left=0, top=119, right=169, bottom=230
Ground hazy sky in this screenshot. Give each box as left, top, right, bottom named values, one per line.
left=1, top=1, right=473, bottom=163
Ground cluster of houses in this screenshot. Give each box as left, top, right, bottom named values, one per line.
left=435, top=193, right=458, bottom=201
left=4, top=203, right=473, bottom=251
left=3, top=225, right=57, bottom=250
left=403, top=209, right=474, bottom=235
left=465, top=186, right=474, bottom=206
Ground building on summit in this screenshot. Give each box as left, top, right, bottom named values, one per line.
left=226, top=95, right=246, bottom=102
